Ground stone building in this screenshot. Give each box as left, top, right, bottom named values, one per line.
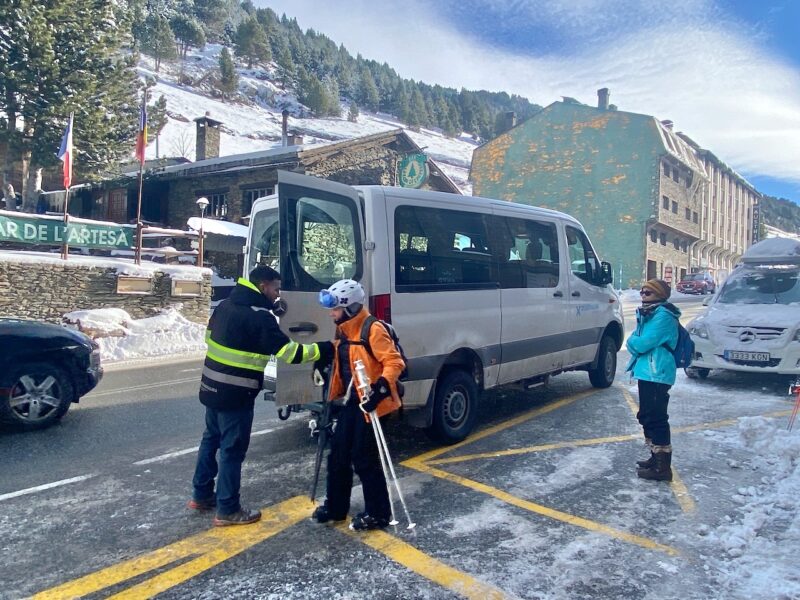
left=51, top=125, right=459, bottom=276
left=470, top=89, right=759, bottom=289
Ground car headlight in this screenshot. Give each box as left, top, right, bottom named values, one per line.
left=688, top=322, right=709, bottom=339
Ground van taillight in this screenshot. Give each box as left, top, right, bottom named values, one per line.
left=370, top=294, right=391, bottom=323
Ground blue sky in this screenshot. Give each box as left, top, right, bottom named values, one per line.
left=262, top=0, right=800, bottom=204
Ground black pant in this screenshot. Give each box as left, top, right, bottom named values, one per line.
left=325, top=398, right=391, bottom=520
left=636, top=380, right=671, bottom=446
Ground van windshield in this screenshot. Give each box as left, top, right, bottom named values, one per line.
left=717, top=267, right=800, bottom=305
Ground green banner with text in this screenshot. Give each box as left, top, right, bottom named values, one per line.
left=0, top=213, right=135, bottom=249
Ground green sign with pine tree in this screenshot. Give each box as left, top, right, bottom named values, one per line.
left=398, top=153, right=428, bottom=188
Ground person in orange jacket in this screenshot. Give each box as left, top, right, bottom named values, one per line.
left=311, top=279, right=404, bottom=531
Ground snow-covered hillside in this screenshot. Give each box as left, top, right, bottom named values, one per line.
left=139, top=45, right=478, bottom=194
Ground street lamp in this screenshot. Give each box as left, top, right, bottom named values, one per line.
left=196, top=196, right=209, bottom=267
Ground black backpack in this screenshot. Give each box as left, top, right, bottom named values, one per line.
left=358, top=315, right=409, bottom=385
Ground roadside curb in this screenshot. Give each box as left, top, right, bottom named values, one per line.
left=102, top=351, right=205, bottom=372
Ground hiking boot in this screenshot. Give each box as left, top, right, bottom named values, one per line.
left=637, top=446, right=672, bottom=482
left=187, top=497, right=216, bottom=511
left=213, top=508, right=262, bottom=526
left=349, top=512, right=390, bottom=531
left=312, top=504, right=347, bottom=523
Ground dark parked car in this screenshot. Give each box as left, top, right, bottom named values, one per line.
left=0, top=318, right=103, bottom=431
left=676, top=272, right=716, bottom=295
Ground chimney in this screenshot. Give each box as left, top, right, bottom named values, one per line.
left=597, top=88, right=610, bottom=110
left=661, top=119, right=674, bottom=130
left=194, top=112, right=222, bottom=161
left=281, top=109, right=290, bottom=146
left=502, top=111, right=516, bottom=133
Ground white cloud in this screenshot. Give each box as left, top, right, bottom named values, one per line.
left=260, top=0, right=800, bottom=186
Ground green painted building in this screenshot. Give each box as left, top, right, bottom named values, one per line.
left=471, top=90, right=709, bottom=289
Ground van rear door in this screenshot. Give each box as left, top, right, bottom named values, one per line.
left=268, top=171, right=364, bottom=407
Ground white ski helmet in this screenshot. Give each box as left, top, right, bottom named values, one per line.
left=318, top=279, right=366, bottom=311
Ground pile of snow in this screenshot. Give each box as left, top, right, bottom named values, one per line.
left=64, top=307, right=206, bottom=363
left=703, top=416, right=800, bottom=598
left=187, top=217, right=248, bottom=237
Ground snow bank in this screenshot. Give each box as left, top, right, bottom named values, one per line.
left=64, top=307, right=206, bottom=363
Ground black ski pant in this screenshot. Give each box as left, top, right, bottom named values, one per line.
left=325, top=398, right=391, bottom=520
left=636, top=379, right=672, bottom=446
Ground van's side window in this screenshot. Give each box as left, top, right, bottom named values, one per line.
left=284, top=193, right=360, bottom=290
left=566, top=226, right=601, bottom=285
left=395, top=206, right=493, bottom=290
left=493, top=216, right=560, bottom=289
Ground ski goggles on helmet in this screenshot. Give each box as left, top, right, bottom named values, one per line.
left=318, top=289, right=339, bottom=309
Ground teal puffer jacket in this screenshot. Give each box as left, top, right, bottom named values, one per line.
left=625, top=303, right=681, bottom=385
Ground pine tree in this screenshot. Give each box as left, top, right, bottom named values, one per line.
left=234, top=15, right=271, bottom=68
left=348, top=102, right=359, bottom=123
left=171, top=14, right=206, bottom=59
left=0, top=0, right=141, bottom=208
left=359, top=67, right=379, bottom=112
left=218, top=47, right=239, bottom=98
left=142, top=13, right=177, bottom=72
left=194, top=0, right=228, bottom=41
left=407, top=87, right=428, bottom=130
left=149, top=95, right=169, bottom=157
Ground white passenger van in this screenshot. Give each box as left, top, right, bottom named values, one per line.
left=245, top=172, right=624, bottom=442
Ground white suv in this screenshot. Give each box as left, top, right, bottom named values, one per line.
left=686, top=238, right=800, bottom=379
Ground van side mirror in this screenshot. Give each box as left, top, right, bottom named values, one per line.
left=702, top=297, right=711, bottom=306
left=597, top=261, right=613, bottom=286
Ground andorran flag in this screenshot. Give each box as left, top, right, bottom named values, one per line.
left=56, top=113, right=74, bottom=188
left=135, top=97, right=147, bottom=164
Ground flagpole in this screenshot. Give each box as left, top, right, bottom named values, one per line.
left=135, top=160, right=144, bottom=265
left=134, top=91, right=147, bottom=266
left=61, top=187, right=70, bottom=260
left=58, top=112, right=74, bottom=261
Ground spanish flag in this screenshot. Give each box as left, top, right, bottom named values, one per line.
left=135, top=96, right=147, bottom=164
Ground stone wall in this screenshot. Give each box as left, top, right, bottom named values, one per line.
left=0, top=259, right=211, bottom=325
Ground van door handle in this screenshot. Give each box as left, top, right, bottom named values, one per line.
left=553, top=291, right=563, bottom=297
left=289, top=323, right=318, bottom=333
left=571, top=291, right=581, bottom=297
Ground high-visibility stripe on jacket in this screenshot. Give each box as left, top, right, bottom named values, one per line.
left=200, top=277, right=320, bottom=411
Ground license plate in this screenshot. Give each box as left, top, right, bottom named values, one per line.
left=725, top=350, right=771, bottom=362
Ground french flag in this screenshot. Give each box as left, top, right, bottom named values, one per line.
left=57, top=113, right=74, bottom=189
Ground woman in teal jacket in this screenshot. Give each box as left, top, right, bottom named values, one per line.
left=626, top=279, right=680, bottom=481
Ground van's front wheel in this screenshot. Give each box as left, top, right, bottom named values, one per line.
left=429, top=370, right=478, bottom=444
left=588, top=335, right=617, bottom=388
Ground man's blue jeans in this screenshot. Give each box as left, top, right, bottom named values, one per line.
left=192, top=405, right=254, bottom=515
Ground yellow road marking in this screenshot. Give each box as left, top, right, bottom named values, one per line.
left=33, top=496, right=313, bottom=600
left=403, top=389, right=596, bottom=467
left=427, top=433, right=641, bottom=465
left=340, top=525, right=513, bottom=599
left=405, top=461, right=679, bottom=557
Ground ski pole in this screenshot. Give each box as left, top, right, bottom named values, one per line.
left=354, top=360, right=416, bottom=530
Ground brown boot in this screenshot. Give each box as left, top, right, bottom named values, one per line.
left=637, top=445, right=672, bottom=481
left=636, top=438, right=654, bottom=468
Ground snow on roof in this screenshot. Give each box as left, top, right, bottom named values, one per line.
left=0, top=249, right=211, bottom=280
left=741, top=237, right=800, bottom=264
left=187, top=217, right=248, bottom=237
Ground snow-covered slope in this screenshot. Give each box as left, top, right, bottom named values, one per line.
left=139, top=45, right=477, bottom=194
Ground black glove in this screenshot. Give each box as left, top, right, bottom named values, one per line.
left=361, top=376, right=391, bottom=413
left=314, top=341, right=334, bottom=373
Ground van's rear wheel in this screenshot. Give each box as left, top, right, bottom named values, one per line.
left=588, top=335, right=617, bottom=388
left=429, top=370, right=478, bottom=444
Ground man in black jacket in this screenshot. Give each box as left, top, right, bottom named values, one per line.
left=190, top=266, right=331, bottom=526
